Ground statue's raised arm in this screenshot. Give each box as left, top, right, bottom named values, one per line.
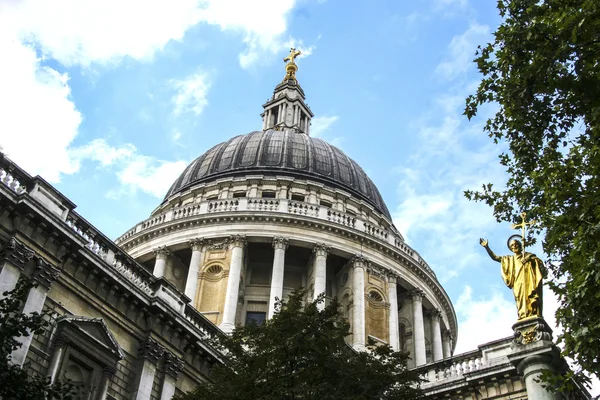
left=480, top=238, right=500, bottom=262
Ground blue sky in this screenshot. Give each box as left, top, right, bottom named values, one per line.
left=0, top=0, right=573, bottom=365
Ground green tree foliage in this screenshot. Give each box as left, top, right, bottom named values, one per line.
left=0, top=279, right=73, bottom=400
left=465, top=0, right=600, bottom=388
left=177, top=290, right=424, bottom=400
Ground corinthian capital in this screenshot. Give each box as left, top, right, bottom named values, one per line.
left=189, top=238, right=205, bottom=252
left=425, top=308, right=442, bottom=321
left=138, top=337, right=164, bottom=364
left=313, top=243, right=330, bottom=257
left=0, top=237, right=34, bottom=269
left=351, top=254, right=370, bottom=269
left=153, top=246, right=169, bottom=259
left=408, top=288, right=425, bottom=301
left=228, top=235, right=247, bottom=249
left=272, top=236, right=289, bottom=251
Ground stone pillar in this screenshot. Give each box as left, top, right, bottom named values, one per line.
left=517, top=353, right=561, bottom=400
left=133, top=338, right=164, bottom=400
left=312, top=243, right=329, bottom=310
left=428, top=309, right=443, bottom=361
left=47, top=334, right=69, bottom=383
left=220, top=235, right=246, bottom=333
left=184, top=239, right=204, bottom=300
left=97, top=366, right=116, bottom=400
left=262, top=113, right=267, bottom=130
left=162, top=352, right=185, bottom=400
left=268, top=237, right=288, bottom=319
left=351, top=255, right=368, bottom=350
left=442, top=329, right=452, bottom=358
left=153, top=246, right=169, bottom=278
left=0, top=238, right=34, bottom=299
left=11, top=258, right=60, bottom=366
left=410, top=289, right=426, bottom=366
left=387, top=273, right=400, bottom=351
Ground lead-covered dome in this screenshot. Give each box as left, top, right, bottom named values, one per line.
left=164, top=130, right=391, bottom=218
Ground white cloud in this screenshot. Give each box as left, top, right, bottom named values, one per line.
left=311, top=115, right=339, bottom=138
left=0, top=34, right=82, bottom=182
left=453, top=285, right=515, bottom=353
left=171, top=71, right=211, bottom=116
left=434, top=0, right=468, bottom=10
left=75, top=139, right=187, bottom=198
left=0, top=0, right=303, bottom=183
left=435, top=23, right=489, bottom=81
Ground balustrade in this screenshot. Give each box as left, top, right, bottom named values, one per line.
left=419, top=351, right=487, bottom=386
left=247, top=198, right=279, bottom=211
left=0, top=155, right=31, bottom=194
left=288, top=200, right=319, bottom=217
left=327, top=209, right=356, bottom=228
left=207, top=199, right=239, bottom=213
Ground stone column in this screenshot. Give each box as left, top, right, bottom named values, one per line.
left=312, top=243, right=329, bottom=310
left=428, top=309, right=443, bottom=361
left=133, top=338, right=164, bottom=400
left=442, top=329, right=452, bottom=359
left=47, top=334, right=69, bottom=383
left=0, top=238, right=34, bottom=299
left=153, top=246, right=169, bottom=278
left=220, top=235, right=246, bottom=333
left=351, top=255, right=368, bottom=350
left=184, top=239, right=204, bottom=300
left=162, top=352, right=185, bottom=400
left=517, top=353, right=561, bottom=400
left=11, top=258, right=60, bottom=366
left=268, top=237, right=288, bottom=319
left=410, top=289, right=426, bottom=366
left=97, top=366, right=116, bottom=400
left=387, top=273, right=400, bottom=351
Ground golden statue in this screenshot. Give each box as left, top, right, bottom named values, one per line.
left=480, top=214, right=545, bottom=320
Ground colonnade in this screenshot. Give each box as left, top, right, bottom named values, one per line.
left=152, top=235, right=453, bottom=364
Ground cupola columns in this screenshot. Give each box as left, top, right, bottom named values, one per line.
left=268, top=237, right=289, bottom=319
left=220, top=235, right=246, bottom=333
left=261, top=48, right=314, bottom=134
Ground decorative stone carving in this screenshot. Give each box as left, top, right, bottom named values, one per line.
left=0, top=237, right=34, bottom=269
left=512, top=317, right=553, bottom=346
left=351, top=254, right=370, bottom=269
left=386, top=271, right=399, bottom=284
left=313, top=243, right=330, bottom=257
left=272, top=236, right=289, bottom=250
left=426, top=308, right=442, bottom=321
left=408, top=288, right=425, bottom=301
left=153, top=246, right=169, bottom=260
left=32, top=258, right=60, bottom=289
left=164, top=352, right=185, bottom=378
left=189, top=238, right=205, bottom=252
left=228, top=235, right=246, bottom=249
left=52, top=333, right=71, bottom=350
left=138, top=337, right=164, bottom=364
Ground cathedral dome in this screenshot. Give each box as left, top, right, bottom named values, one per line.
left=164, top=130, right=392, bottom=219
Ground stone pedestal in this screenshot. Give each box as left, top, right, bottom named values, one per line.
left=508, top=318, right=562, bottom=400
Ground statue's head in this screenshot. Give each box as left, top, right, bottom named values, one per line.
left=509, top=239, right=522, bottom=254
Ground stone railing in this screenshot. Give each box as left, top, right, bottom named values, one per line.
left=417, top=339, right=516, bottom=388
left=248, top=198, right=279, bottom=211
left=0, top=153, right=32, bottom=195
left=327, top=209, right=356, bottom=228
left=288, top=200, right=319, bottom=217
left=65, top=210, right=157, bottom=296
left=114, top=197, right=436, bottom=278
left=184, top=304, right=222, bottom=339
left=208, top=199, right=239, bottom=213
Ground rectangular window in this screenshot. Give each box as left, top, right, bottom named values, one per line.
left=291, top=194, right=305, bottom=202
left=320, top=200, right=333, bottom=208
left=261, top=191, right=276, bottom=198
left=232, top=192, right=246, bottom=198
left=206, top=195, right=218, bottom=201
left=245, top=312, right=267, bottom=325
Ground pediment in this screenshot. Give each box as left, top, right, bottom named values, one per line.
left=57, top=316, right=124, bottom=360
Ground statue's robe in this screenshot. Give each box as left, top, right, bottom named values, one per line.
left=500, top=252, right=544, bottom=320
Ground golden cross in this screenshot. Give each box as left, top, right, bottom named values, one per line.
left=510, top=212, right=537, bottom=257
left=284, top=48, right=301, bottom=64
